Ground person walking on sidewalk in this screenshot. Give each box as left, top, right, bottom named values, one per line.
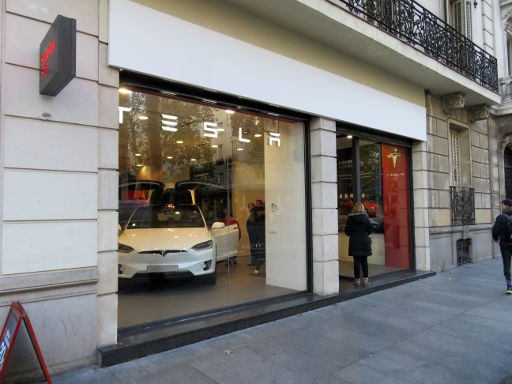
left=492, top=199, right=512, bottom=295
left=345, top=202, right=372, bottom=288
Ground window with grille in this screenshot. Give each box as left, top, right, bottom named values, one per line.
left=449, top=124, right=471, bottom=187
left=456, top=238, right=472, bottom=264
left=449, top=128, right=461, bottom=186
left=449, top=124, right=473, bottom=226
left=465, top=1, right=472, bottom=39
left=449, top=0, right=472, bottom=39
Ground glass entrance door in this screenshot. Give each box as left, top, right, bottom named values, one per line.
left=337, top=134, right=411, bottom=286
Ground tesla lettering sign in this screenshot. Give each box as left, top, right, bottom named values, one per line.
left=39, top=15, right=76, bottom=96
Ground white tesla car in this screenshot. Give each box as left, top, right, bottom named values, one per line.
left=118, top=204, right=239, bottom=283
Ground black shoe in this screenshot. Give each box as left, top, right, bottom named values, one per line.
left=507, top=286, right=512, bottom=295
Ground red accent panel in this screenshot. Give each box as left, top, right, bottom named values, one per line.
left=382, top=144, right=411, bottom=268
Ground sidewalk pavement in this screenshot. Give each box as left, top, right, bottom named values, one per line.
left=52, top=258, right=512, bottom=384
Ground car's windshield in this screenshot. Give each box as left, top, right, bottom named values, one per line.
left=127, top=205, right=205, bottom=229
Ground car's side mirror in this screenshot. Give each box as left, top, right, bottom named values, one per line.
left=212, top=222, right=225, bottom=229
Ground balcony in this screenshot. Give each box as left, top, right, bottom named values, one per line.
left=224, top=0, right=501, bottom=105
left=334, top=0, right=498, bottom=93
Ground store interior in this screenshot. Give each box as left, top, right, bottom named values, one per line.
left=117, top=87, right=307, bottom=328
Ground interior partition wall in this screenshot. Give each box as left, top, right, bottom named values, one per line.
left=117, top=81, right=309, bottom=328
left=337, top=128, right=413, bottom=281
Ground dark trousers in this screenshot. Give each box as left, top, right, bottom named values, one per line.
left=353, top=256, right=368, bottom=278
left=253, top=225, right=265, bottom=271
left=500, top=243, right=511, bottom=282
left=247, top=225, right=257, bottom=264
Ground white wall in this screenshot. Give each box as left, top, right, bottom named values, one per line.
left=109, top=0, right=426, bottom=141
left=264, top=122, right=307, bottom=291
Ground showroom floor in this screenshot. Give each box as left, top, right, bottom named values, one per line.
left=339, top=261, right=402, bottom=279
left=118, top=256, right=411, bottom=329
left=117, top=253, right=296, bottom=328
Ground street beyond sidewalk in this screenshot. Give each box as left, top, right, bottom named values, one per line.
left=51, top=258, right=512, bottom=384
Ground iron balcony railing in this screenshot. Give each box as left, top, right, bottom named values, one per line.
left=329, top=0, right=498, bottom=92
left=450, top=186, right=475, bottom=226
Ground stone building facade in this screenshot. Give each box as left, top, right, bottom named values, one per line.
left=0, top=0, right=506, bottom=381
left=418, top=93, right=500, bottom=272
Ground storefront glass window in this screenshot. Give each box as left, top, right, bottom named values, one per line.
left=117, top=88, right=307, bottom=327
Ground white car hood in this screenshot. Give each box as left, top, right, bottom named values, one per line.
left=120, top=227, right=211, bottom=251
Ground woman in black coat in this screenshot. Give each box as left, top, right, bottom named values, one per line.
left=344, top=202, right=372, bottom=288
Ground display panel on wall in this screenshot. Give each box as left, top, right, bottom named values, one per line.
left=117, top=88, right=307, bottom=327
left=337, top=135, right=411, bottom=281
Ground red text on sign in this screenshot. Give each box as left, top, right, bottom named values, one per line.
left=40, top=40, right=55, bottom=79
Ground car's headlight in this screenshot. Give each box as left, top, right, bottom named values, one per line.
left=118, top=243, right=134, bottom=253
left=192, top=240, right=213, bottom=250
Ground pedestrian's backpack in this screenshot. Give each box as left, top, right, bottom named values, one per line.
left=507, top=214, right=512, bottom=243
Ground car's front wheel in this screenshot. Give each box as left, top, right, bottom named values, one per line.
left=201, top=269, right=217, bottom=285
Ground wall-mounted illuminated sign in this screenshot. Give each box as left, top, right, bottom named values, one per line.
left=39, top=15, right=76, bottom=96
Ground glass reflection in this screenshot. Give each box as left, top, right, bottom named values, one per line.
left=117, top=88, right=306, bottom=327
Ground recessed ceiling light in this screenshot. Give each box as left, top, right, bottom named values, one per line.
left=138, top=115, right=148, bottom=120
left=254, top=133, right=262, bottom=138
left=237, top=148, right=244, bottom=151
left=191, top=158, right=197, bottom=162
left=225, top=110, right=235, bottom=114
left=136, top=164, right=143, bottom=167
left=119, top=88, right=132, bottom=94
left=347, top=135, right=353, bottom=139
left=167, top=156, right=173, bottom=159
left=135, top=153, right=141, bottom=157
left=212, top=144, right=218, bottom=148
left=176, top=140, right=184, bottom=144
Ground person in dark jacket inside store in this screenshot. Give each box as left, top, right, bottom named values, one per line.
left=344, top=202, right=372, bottom=288
left=492, top=199, right=512, bottom=295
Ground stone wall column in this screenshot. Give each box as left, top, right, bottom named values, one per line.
left=412, top=141, right=431, bottom=271
left=96, top=1, right=119, bottom=347
left=310, top=118, right=339, bottom=295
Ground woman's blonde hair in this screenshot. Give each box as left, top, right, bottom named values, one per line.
left=352, top=202, right=367, bottom=214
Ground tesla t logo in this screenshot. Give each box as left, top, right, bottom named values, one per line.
left=387, top=148, right=401, bottom=168
left=40, top=40, right=55, bottom=79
